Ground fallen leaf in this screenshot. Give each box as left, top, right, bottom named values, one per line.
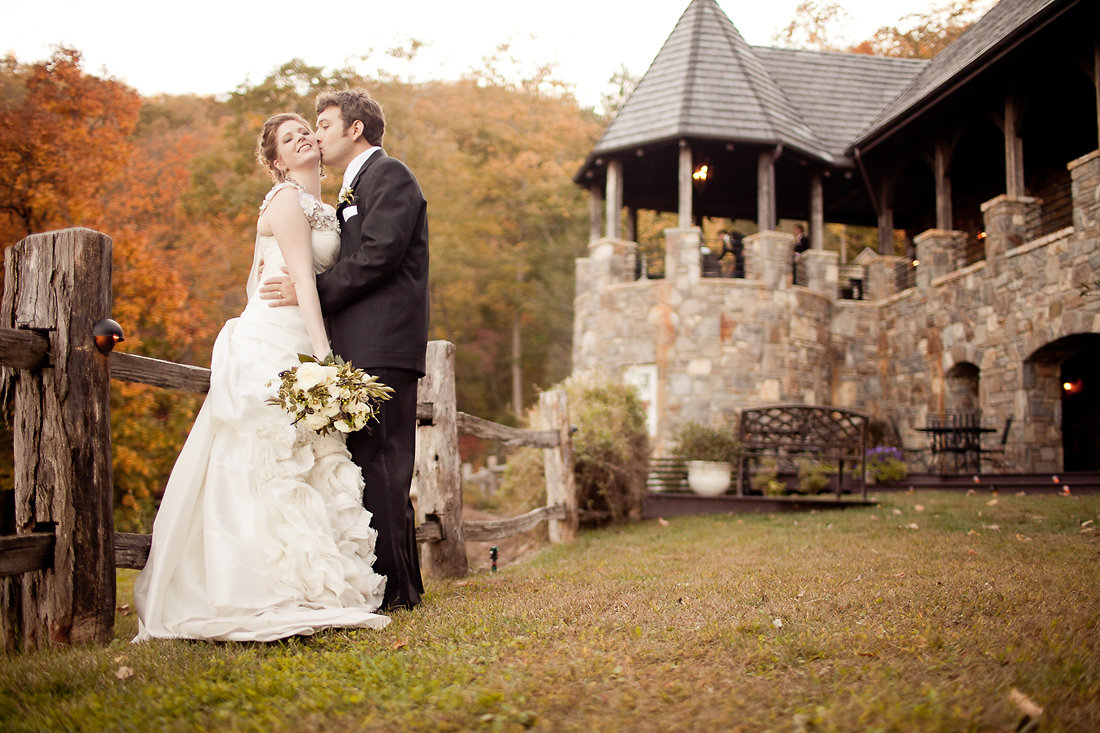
left=966, top=489, right=977, bottom=496
left=892, top=509, right=902, bottom=515
left=1082, top=527, right=1097, bottom=535
left=113, top=655, right=127, bottom=664
left=658, top=517, right=670, bottom=527
left=986, top=499, right=999, bottom=507
left=906, top=523, right=919, bottom=530
left=983, top=524, right=1001, bottom=531
left=967, top=549, right=977, bottom=554
left=392, top=638, right=409, bottom=650
left=1016, top=491, right=1026, bottom=496
left=773, top=618, right=783, bottom=629
left=1061, top=486, right=1072, bottom=495
left=914, top=505, right=925, bottom=512
left=116, top=604, right=131, bottom=616
left=1015, top=534, right=1032, bottom=542
left=1082, top=520, right=1094, bottom=527
left=1009, top=688, right=1043, bottom=718
left=115, top=666, right=134, bottom=680
left=894, top=572, right=906, bottom=578
left=858, top=651, right=878, bottom=657
left=967, top=529, right=981, bottom=536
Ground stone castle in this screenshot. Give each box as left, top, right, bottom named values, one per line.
left=571, top=0, right=1100, bottom=472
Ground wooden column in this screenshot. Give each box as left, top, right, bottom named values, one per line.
left=414, top=340, right=468, bottom=578
left=757, top=148, right=775, bottom=232
left=678, top=141, right=693, bottom=229
left=1004, top=95, right=1025, bottom=198
left=809, top=170, right=824, bottom=249
left=935, top=139, right=953, bottom=230
left=1, top=229, right=114, bottom=652
left=588, top=186, right=603, bottom=243
left=624, top=207, right=637, bottom=243
left=539, top=389, right=577, bottom=544
left=605, top=159, right=623, bottom=240
left=877, top=177, right=895, bottom=255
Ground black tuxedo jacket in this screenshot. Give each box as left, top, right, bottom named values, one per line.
left=320, top=150, right=429, bottom=376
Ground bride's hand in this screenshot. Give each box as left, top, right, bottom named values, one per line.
left=258, top=267, right=298, bottom=306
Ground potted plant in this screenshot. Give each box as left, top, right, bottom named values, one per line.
left=672, top=420, right=739, bottom=496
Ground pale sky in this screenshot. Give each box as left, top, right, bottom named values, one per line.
left=4, top=0, right=947, bottom=109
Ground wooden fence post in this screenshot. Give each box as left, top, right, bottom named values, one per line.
left=1, top=229, right=114, bottom=652
left=540, top=389, right=577, bottom=543
left=414, top=341, right=467, bottom=578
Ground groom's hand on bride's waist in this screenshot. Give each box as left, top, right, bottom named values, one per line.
left=258, top=266, right=298, bottom=307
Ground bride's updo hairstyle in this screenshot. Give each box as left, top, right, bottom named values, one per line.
left=258, top=112, right=312, bottom=182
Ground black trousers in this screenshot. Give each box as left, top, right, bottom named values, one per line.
left=345, top=367, right=424, bottom=610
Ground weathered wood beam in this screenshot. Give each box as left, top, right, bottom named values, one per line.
left=415, top=341, right=468, bottom=577
left=108, top=351, right=435, bottom=424
left=110, top=351, right=211, bottom=393
left=0, top=328, right=50, bottom=370
left=114, top=533, right=150, bottom=570
left=461, top=505, right=566, bottom=542
left=0, top=533, right=54, bottom=578
left=456, top=412, right=559, bottom=447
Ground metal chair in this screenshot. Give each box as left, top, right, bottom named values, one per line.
left=980, top=415, right=1014, bottom=471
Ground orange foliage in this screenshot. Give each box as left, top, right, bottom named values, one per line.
left=0, top=48, right=141, bottom=241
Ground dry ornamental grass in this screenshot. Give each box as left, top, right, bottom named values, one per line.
left=2, top=490, right=1098, bottom=731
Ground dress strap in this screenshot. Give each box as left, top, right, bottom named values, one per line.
left=258, top=181, right=302, bottom=217
left=258, top=180, right=338, bottom=231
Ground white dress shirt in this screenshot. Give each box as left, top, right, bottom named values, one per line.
left=342, top=146, right=380, bottom=192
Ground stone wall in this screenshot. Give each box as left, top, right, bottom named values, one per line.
left=573, top=150, right=1100, bottom=469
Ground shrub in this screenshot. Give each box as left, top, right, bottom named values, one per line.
left=498, top=371, right=650, bottom=526
left=671, top=420, right=740, bottom=464
left=797, top=460, right=837, bottom=494
left=749, top=458, right=782, bottom=495
left=863, top=446, right=909, bottom=483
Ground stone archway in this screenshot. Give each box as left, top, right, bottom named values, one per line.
left=1024, top=333, right=1100, bottom=472
left=945, top=362, right=980, bottom=412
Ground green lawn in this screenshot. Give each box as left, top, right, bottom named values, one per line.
left=3, top=491, right=1098, bottom=732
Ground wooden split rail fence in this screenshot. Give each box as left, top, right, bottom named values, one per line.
left=0, top=228, right=577, bottom=653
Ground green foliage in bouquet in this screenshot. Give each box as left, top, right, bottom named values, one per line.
left=268, top=353, right=393, bottom=435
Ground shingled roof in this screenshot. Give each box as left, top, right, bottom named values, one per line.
left=580, top=0, right=926, bottom=180
left=588, top=0, right=832, bottom=163
left=851, top=0, right=1074, bottom=150
left=755, top=48, right=925, bottom=162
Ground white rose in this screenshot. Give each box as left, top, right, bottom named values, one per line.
left=295, top=362, right=326, bottom=391
left=322, top=365, right=339, bottom=381
left=304, top=412, right=330, bottom=432
left=334, top=420, right=353, bottom=433
left=320, top=403, right=341, bottom=418
left=327, top=383, right=342, bottom=400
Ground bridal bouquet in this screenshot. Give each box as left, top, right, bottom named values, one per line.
left=268, top=354, right=393, bottom=435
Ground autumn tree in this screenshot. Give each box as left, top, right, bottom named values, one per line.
left=850, top=0, right=996, bottom=59
left=0, top=48, right=141, bottom=242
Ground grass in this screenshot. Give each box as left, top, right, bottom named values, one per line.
left=2, top=491, right=1098, bottom=732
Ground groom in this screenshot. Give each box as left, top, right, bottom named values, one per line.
left=261, top=88, right=428, bottom=610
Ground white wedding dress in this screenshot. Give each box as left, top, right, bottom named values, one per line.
left=133, top=182, right=389, bottom=642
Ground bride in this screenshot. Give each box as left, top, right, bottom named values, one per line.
left=133, top=113, right=389, bottom=641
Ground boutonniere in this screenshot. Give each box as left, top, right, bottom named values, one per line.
left=337, top=187, right=356, bottom=207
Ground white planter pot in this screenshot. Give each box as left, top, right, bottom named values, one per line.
left=686, top=461, right=732, bottom=496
